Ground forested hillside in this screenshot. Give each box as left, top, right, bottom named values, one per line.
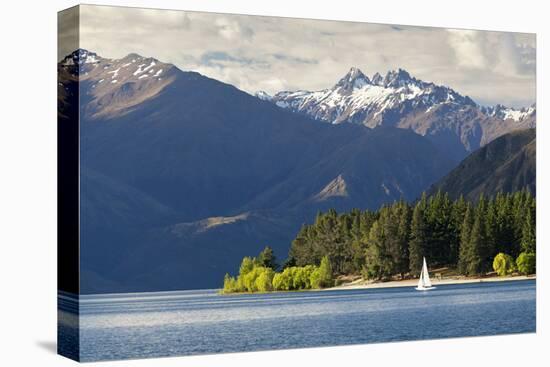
left=287, top=190, right=535, bottom=280
left=430, top=129, right=536, bottom=200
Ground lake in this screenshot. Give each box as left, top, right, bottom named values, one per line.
left=58, top=279, right=536, bottom=362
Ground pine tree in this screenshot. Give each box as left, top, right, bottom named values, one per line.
left=409, top=202, right=427, bottom=274
left=494, top=192, right=514, bottom=255
left=511, top=191, right=526, bottom=250
left=467, top=195, right=488, bottom=275
left=364, top=219, right=392, bottom=280
left=395, top=202, right=411, bottom=278
left=382, top=206, right=400, bottom=276
left=257, top=246, right=278, bottom=270
left=336, top=214, right=353, bottom=273
left=450, top=195, right=467, bottom=265
left=288, top=225, right=316, bottom=267
left=520, top=203, right=536, bottom=253
left=466, top=215, right=482, bottom=274
left=458, top=204, right=473, bottom=274
left=283, top=190, right=534, bottom=281
left=484, top=199, right=498, bottom=265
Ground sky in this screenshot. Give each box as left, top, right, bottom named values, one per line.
left=60, top=5, right=536, bottom=108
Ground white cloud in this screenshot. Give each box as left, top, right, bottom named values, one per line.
left=75, top=5, right=536, bottom=107
left=447, top=30, right=487, bottom=69
left=214, top=17, right=254, bottom=40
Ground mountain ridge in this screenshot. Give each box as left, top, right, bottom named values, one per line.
left=59, top=49, right=457, bottom=293
left=266, top=66, right=535, bottom=161
left=429, top=128, right=536, bottom=200
left=58, top=49, right=534, bottom=293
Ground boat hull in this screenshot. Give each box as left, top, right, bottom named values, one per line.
left=415, top=286, right=436, bottom=291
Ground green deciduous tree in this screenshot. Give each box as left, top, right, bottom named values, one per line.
left=516, top=252, right=536, bottom=275
left=492, top=253, right=516, bottom=276
left=222, top=273, right=239, bottom=293
left=292, top=265, right=315, bottom=289
left=255, top=268, right=275, bottom=292
left=272, top=270, right=292, bottom=291
left=239, top=257, right=255, bottom=276
left=311, top=256, right=333, bottom=288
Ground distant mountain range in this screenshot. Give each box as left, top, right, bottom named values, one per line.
left=258, top=67, right=535, bottom=162
left=58, top=49, right=535, bottom=293
left=429, top=129, right=535, bottom=201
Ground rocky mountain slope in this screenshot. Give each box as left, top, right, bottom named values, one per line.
left=59, top=50, right=455, bottom=293
left=267, top=67, right=536, bottom=162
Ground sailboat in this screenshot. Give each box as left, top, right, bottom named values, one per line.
left=415, top=257, right=436, bottom=291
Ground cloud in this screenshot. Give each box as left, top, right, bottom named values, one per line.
left=447, top=29, right=536, bottom=78
left=271, top=53, right=318, bottom=65
left=58, top=6, right=79, bottom=60
left=76, top=5, right=536, bottom=107
left=214, top=17, right=254, bottom=40
left=199, top=51, right=268, bottom=69
left=493, top=32, right=536, bottom=76
left=447, top=30, right=487, bottom=69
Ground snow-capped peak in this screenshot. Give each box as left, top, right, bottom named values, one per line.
left=255, top=91, right=272, bottom=101
left=482, top=103, right=536, bottom=122
left=58, top=49, right=178, bottom=115
left=61, top=48, right=101, bottom=66
left=270, top=67, right=482, bottom=126
left=335, top=67, right=371, bottom=92
left=58, top=50, right=181, bottom=119
left=371, top=72, right=384, bottom=86
left=382, top=68, right=414, bottom=88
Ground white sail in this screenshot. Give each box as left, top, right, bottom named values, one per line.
left=416, top=257, right=434, bottom=290
left=417, top=264, right=424, bottom=288
left=422, top=257, right=432, bottom=288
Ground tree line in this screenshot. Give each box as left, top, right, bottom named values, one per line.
left=288, top=190, right=535, bottom=280
left=222, top=247, right=333, bottom=293
left=222, top=189, right=535, bottom=293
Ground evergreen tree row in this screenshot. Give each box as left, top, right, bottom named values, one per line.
left=287, top=189, right=536, bottom=280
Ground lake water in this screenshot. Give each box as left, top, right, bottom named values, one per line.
left=58, top=280, right=536, bottom=362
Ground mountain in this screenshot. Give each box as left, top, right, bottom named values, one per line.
left=429, top=129, right=536, bottom=200
left=482, top=103, right=536, bottom=123
left=240, top=126, right=453, bottom=213
left=59, top=49, right=455, bottom=293
left=254, top=90, right=272, bottom=101
left=59, top=49, right=179, bottom=119
left=269, top=67, right=536, bottom=162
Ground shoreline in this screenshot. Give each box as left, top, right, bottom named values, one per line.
left=218, top=274, right=536, bottom=295
left=72, top=275, right=535, bottom=297
left=323, top=274, right=536, bottom=292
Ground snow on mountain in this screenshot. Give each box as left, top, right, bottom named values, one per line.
left=61, top=49, right=101, bottom=66
left=271, top=67, right=475, bottom=126
left=59, top=51, right=535, bottom=161
left=59, top=49, right=175, bottom=84
left=482, top=103, right=536, bottom=123
left=255, top=90, right=272, bottom=101
left=270, top=67, right=535, bottom=160
left=58, top=49, right=178, bottom=118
